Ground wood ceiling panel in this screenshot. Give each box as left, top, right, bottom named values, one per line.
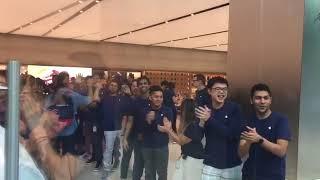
left=0, top=0, right=78, bottom=32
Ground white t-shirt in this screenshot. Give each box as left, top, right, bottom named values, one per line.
left=0, top=126, right=46, bottom=180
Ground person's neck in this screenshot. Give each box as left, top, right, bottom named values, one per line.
left=151, top=104, right=161, bottom=110
left=110, top=93, right=117, bottom=96
left=212, top=100, right=224, bottom=109
left=197, top=85, right=206, bottom=91
left=256, top=109, right=272, bottom=120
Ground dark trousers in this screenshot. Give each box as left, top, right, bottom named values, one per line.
left=120, top=136, right=134, bottom=179
left=113, top=135, right=121, bottom=163
left=55, top=134, right=76, bottom=155
left=132, top=138, right=144, bottom=180
left=142, top=146, right=169, bottom=180
left=92, top=129, right=103, bottom=162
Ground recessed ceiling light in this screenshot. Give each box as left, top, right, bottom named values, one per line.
left=95, top=0, right=100, bottom=3
left=129, top=32, right=132, bottom=34
left=78, top=0, right=83, bottom=3
left=187, top=37, right=190, bottom=40
left=190, top=14, right=194, bottom=16
left=29, top=22, right=33, bottom=25
left=80, top=10, right=84, bottom=13
left=217, top=44, right=220, bottom=47
left=165, top=21, right=169, bottom=24
left=58, top=9, right=62, bottom=13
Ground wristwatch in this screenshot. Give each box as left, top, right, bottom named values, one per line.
left=257, top=138, right=264, bottom=145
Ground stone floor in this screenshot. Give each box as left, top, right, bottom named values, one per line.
left=77, top=143, right=181, bottom=180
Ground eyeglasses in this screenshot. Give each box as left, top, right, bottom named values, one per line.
left=211, top=87, right=228, bottom=92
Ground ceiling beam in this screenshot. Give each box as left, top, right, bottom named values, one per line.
left=100, top=2, right=229, bottom=41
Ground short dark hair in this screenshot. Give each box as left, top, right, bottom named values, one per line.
left=194, top=74, right=206, bottom=85
left=138, top=76, right=151, bottom=85
left=149, top=85, right=163, bottom=95
left=56, top=71, right=69, bottom=90
left=109, top=79, right=121, bottom=91
left=168, top=82, right=175, bottom=90
left=207, top=77, right=229, bottom=89
left=128, top=73, right=134, bottom=79
left=250, top=83, right=272, bottom=98
left=160, top=80, right=169, bottom=87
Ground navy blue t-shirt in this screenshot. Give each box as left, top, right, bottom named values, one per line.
left=129, top=97, right=151, bottom=138
left=181, top=122, right=205, bottom=159
left=195, top=88, right=210, bottom=107
left=100, top=95, right=130, bottom=131
left=242, top=112, right=291, bottom=180
left=142, top=105, right=173, bottom=148
left=204, top=101, right=244, bottom=169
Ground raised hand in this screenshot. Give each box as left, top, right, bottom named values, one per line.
left=94, top=81, right=103, bottom=89
left=195, top=105, right=211, bottom=122
left=163, top=117, right=172, bottom=129
left=87, top=78, right=94, bottom=87
left=157, top=117, right=172, bottom=133
left=20, top=88, right=42, bottom=130
left=21, top=85, right=61, bottom=137
left=146, top=111, right=155, bottom=124
left=75, top=73, right=83, bottom=84
left=241, top=126, right=262, bottom=143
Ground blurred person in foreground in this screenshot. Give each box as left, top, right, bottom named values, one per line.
left=0, top=72, right=101, bottom=180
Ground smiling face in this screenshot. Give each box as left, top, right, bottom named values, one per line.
left=208, top=82, right=228, bottom=105
left=131, top=81, right=139, bottom=96
left=149, top=91, right=163, bottom=109
left=139, top=78, right=150, bottom=95
left=108, top=81, right=119, bottom=95
left=251, top=90, right=272, bottom=116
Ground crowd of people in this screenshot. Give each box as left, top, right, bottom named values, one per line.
left=0, top=70, right=291, bottom=180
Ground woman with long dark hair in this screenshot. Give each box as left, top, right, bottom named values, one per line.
left=158, top=98, right=206, bottom=180
left=47, top=72, right=100, bottom=155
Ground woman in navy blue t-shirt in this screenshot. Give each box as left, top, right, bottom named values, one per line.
left=158, top=99, right=205, bottom=180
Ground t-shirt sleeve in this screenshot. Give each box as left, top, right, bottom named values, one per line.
left=71, top=91, right=90, bottom=110
left=165, top=108, right=173, bottom=122
left=276, top=116, right=291, bottom=141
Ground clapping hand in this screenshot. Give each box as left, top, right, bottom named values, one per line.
left=241, top=126, right=262, bottom=144
left=146, top=111, right=155, bottom=124
left=157, top=117, right=172, bottom=133
left=195, top=105, right=211, bottom=122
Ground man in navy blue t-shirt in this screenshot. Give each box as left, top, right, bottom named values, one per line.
left=122, top=76, right=151, bottom=180
left=195, top=77, right=244, bottom=180
left=142, top=85, right=173, bottom=180
left=99, top=80, right=129, bottom=171
left=239, top=83, right=291, bottom=180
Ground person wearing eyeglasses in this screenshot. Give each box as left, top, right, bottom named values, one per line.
left=195, top=77, right=244, bottom=180
left=239, top=84, right=291, bottom=180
